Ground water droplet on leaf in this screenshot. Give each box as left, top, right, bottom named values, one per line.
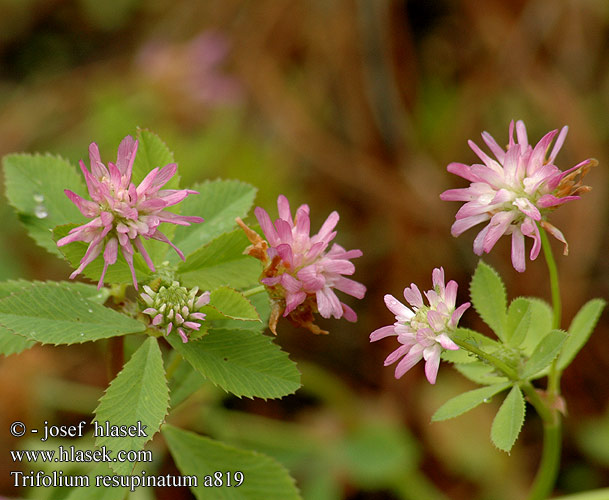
left=34, top=205, right=48, bottom=219
left=33, top=193, right=45, bottom=203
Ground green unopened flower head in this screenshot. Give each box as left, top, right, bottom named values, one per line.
left=141, top=281, right=210, bottom=343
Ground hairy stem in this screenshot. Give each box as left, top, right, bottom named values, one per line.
left=525, top=225, right=564, bottom=500
left=452, top=337, right=519, bottom=381
left=242, top=285, right=266, bottom=298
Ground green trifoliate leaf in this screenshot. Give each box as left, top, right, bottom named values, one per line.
left=53, top=224, right=152, bottom=286
left=171, top=179, right=257, bottom=259
left=168, top=329, right=301, bottom=399
left=163, top=425, right=301, bottom=500
left=520, top=298, right=553, bottom=356
left=179, top=229, right=262, bottom=290
left=0, top=282, right=145, bottom=345
left=506, top=298, right=531, bottom=347
left=470, top=261, right=507, bottom=341
left=453, top=361, right=509, bottom=386
left=0, top=280, right=110, bottom=356
left=521, top=329, right=567, bottom=380
left=491, top=385, right=525, bottom=453
left=0, top=281, right=35, bottom=355
left=202, top=287, right=261, bottom=322
left=3, top=153, right=87, bottom=257
left=558, top=298, right=606, bottom=371
left=94, top=337, right=169, bottom=475
left=432, top=382, right=512, bottom=422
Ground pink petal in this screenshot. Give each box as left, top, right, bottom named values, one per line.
left=483, top=211, right=515, bottom=253
left=277, top=195, right=292, bottom=224
left=537, top=194, right=579, bottom=208
left=403, top=284, right=423, bottom=308
left=423, top=345, right=441, bottom=384
left=369, top=325, right=396, bottom=342
left=450, top=302, right=470, bottom=328
left=64, top=190, right=99, bottom=218
left=427, top=310, right=446, bottom=332
left=297, top=265, right=325, bottom=291
left=341, top=303, right=357, bottom=322
left=316, top=287, right=342, bottom=319
left=333, top=276, right=366, bottom=299
left=150, top=230, right=185, bottom=260
left=116, top=135, right=137, bottom=178
left=481, top=130, right=506, bottom=163
left=521, top=218, right=541, bottom=260
left=437, top=333, right=459, bottom=350
left=468, top=140, right=503, bottom=174
left=178, top=328, right=189, bottom=343
left=444, top=280, right=458, bottom=309
left=384, top=294, right=414, bottom=321
left=120, top=241, right=138, bottom=289
left=254, top=207, right=279, bottom=246
left=195, top=291, right=211, bottom=308
left=134, top=237, right=155, bottom=272
left=548, top=126, right=568, bottom=164
left=394, top=344, right=425, bottom=378
left=451, top=213, right=490, bottom=237
left=511, top=227, right=526, bottom=272
left=284, top=290, right=307, bottom=315
left=541, top=221, right=569, bottom=256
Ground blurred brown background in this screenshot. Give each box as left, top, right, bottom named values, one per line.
left=1, top=1, right=609, bottom=499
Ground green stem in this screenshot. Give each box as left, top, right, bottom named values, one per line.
left=539, top=226, right=561, bottom=330
left=525, top=225, right=564, bottom=500
left=242, top=285, right=266, bottom=298
left=452, top=337, right=519, bottom=381
left=527, top=420, right=562, bottom=500
left=165, top=353, right=184, bottom=380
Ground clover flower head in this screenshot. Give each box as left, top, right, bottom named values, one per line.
left=57, top=136, right=204, bottom=289
left=237, top=194, right=366, bottom=335
left=141, top=281, right=210, bottom=343
left=370, top=268, right=469, bottom=384
left=440, top=120, right=596, bottom=271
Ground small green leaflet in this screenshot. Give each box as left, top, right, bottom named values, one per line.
left=519, top=297, right=553, bottom=356
left=179, top=229, right=262, bottom=291
left=163, top=425, right=301, bottom=500
left=491, top=385, right=525, bottom=453
left=94, top=337, right=169, bottom=475
left=0, top=280, right=110, bottom=355
left=168, top=329, right=301, bottom=399
left=521, top=330, right=567, bottom=380
left=558, top=298, right=606, bottom=371
left=453, top=362, right=509, bottom=386
left=202, top=287, right=261, bottom=322
left=171, top=179, right=257, bottom=259
left=505, top=298, right=531, bottom=347
left=0, top=281, right=144, bottom=345
left=432, top=382, right=512, bottom=422
left=3, top=153, right=87, bottom=257
left=470, top=261, right=507, bottom=341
